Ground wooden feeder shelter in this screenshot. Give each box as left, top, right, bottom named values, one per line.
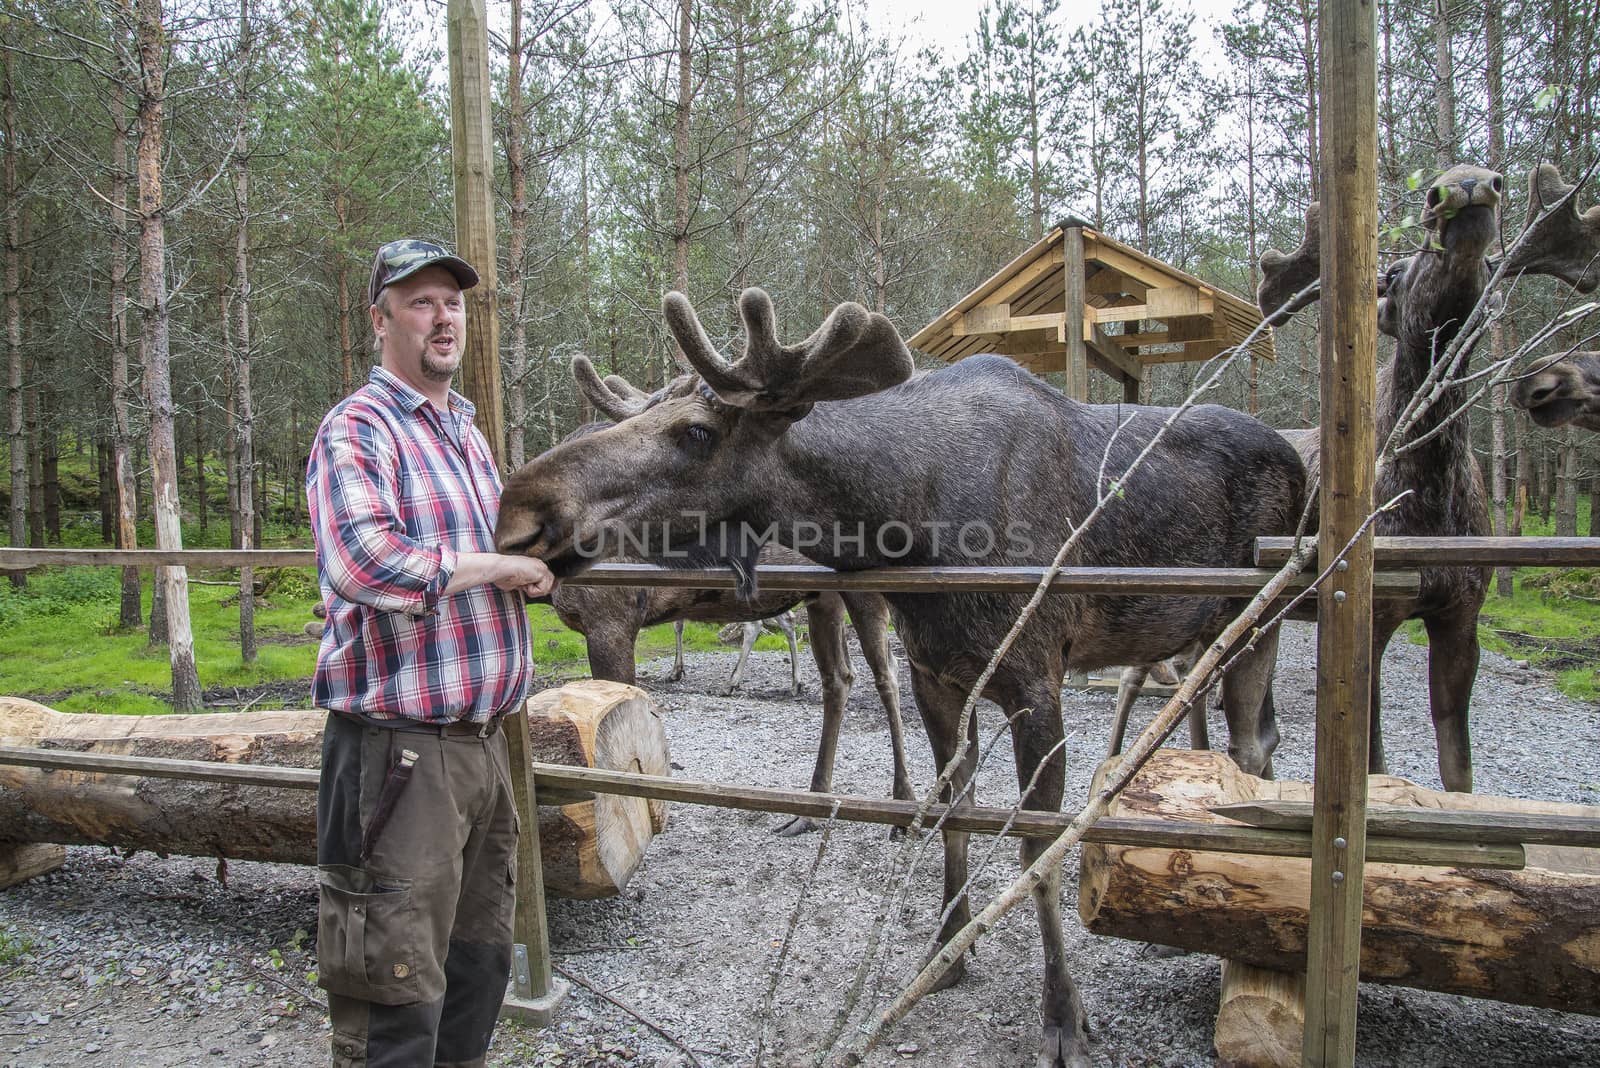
left=908, top=220, right=1274, bottom=402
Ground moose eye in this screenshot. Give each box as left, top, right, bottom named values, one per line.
left=679, top=424, right=717, bottom=450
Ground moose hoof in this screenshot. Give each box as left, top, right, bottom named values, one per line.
left=773, top=815, right=820, bottom=837
left=916, top=945, right=967, bottom=993
left=1037, top=1025, right=1092, bottom=1068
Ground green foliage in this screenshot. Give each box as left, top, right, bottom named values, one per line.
left=1477, top=571, right=1600, bottom=703
left=0, top=566, right=324, bottom=715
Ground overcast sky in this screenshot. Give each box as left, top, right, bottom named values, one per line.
left=850, top=0, right=1237, bottom=68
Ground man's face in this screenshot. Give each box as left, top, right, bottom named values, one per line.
left=372, top=266, right=466, bottom=385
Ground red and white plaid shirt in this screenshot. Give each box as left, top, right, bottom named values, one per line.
left=307, top=367, right=531, bottom=723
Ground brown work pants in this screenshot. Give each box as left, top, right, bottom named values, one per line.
left=316, top=711, right=519, bottom=1068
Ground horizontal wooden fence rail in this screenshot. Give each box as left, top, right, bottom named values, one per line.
left=1255, top=535, right=1600, bottom=569
left=0, top=548, right=1422, bottom=600
left=0, top=745, right=1524, bottom=870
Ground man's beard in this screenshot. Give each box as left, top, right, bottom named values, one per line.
left=420, top=332, right=458, bottom=381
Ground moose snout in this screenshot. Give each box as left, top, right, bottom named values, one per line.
left=494, top=519, right=547, bottom=558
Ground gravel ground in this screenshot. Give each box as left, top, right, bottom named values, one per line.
left=2, top=620, right=1598, bottom=1067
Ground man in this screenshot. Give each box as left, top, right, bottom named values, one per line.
left=307, top=239, right=554, bottom=1068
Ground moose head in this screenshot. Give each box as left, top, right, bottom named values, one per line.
left=494, top=289, right=913, bottom=579
left=1511, top=351, right=1600, bottom=430
left=1258, top=162, right=1600, bottom=334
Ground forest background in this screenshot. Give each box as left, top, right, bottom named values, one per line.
left=2, top=0, right=1599, bottom=711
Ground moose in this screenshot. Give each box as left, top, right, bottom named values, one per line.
left=1257, top=161, right=1600, bottom=793
left=1512, top=351, right=1600, bottom=430
left=547, top=539, right=914, bottom=835
left=494, top=288, right=1303, bottom=1066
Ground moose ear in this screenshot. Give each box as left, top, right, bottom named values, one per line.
left=662, top=288, right=914, bottom=411
left=1502, top=164, right=1600, bottom=294
left=1258, top=202, right=1321, bottom=327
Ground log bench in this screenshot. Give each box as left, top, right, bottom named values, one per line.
left=0, top=682, right=669, bottom=898
left=1079, top=749, right=1600, bottom=1067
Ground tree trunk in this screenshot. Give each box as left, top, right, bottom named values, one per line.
left=0, top=686, right=670, bottom=900
left=672, top=0, right=693, bottom=369
left=223, top=294, right=240, bottom=550
left=336, top=260, right=354, bottom=397
left=4, top=46, right=26, bottom=576
left=192, top=386, right=207, bottom=535
left=1538, top=442, right=1553, bottom=524
left=233, top=0, right=256, bottom=664
left=109, top=48, right=141, bottom=625
left=25, top=381, right=42, bottom=547
left=1486, top=7, right=1511, bottom=596
left=1298, top=0, right=1318, bottom=200
left=1513, top=410, right=1531, bottom=539
left=1433, top=0, right=1455, bottom=167
left=1557, top=429, right=1580, bottom=537
left=254, top=456, right=265, bottom=546
left=135, top=0, right=202, bottom=711
left=97, top=437, right=114, bottom=542
left=1079, top=750, right=1600, bottom=1015
left=503, top=0, right=529, bottom=472
left=39, top=364, right=58, bottom=543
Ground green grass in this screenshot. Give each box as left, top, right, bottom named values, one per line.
left=0, top=928, right=34, bottom=965
left=0, top=544, right=784, bottom=712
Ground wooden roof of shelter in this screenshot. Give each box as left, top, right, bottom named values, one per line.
left=908, top=220, right=1274, bottom=401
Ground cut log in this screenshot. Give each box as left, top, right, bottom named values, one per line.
left=0, top=684, right=670, bottom=899
left=1214, top=960, right=1304, bottom=1068
left=0, top=842, right=65, bottom=889
left=524, top=681, right=671, bottom=899
left=1079, top=749, right=1600, bottom=1015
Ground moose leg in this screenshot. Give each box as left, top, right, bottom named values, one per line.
left=843, top=593, right=914, bottom=803
left=909, top=662, right=977, bottom=992
left=1424, top=609, right=1479, bottom=793
left=1221, top=629, right=1282, bottom=779
left=1367, top=615, right=1405, bottom=776
left=777, top=610, right=802, bottom=697
left=772, top=598, right=853, bottom=836
left=1106, top=666, right=1148, bottom=758
left=1008, top=691, right=1091, bottom=1068
left=722, top=622, right=761, bottom=696
left=668, top=621, right=686, bottom=682
left=585, top=624, right=640, bottom=687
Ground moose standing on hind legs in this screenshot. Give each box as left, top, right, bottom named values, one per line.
left=1258, top=160, right=1600, bottom=793
left=494, top=287, right=1303, bottom=1066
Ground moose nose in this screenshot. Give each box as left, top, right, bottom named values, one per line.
left=1459, top=177, right=1477, bottom=199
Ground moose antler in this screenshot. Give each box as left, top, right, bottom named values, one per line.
left=661, top=287, right=914, bottom=410
left=1502, top=163, right=1600, bottom=293
left=1257, top=202, right=1321, bottom=327
left=571, top=356, right=658, bottom=421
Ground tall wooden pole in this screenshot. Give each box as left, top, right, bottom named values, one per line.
left=447, top=0, right=565, bottom=1023
left=448, top=0, right=504, bottom=466
left=1305, top=1, right=1378, bottom=1064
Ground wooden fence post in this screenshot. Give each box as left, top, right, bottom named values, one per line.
left=447, top=0, right=565, bottom=1023
left=1305, top=1, right=1379, bottom=1064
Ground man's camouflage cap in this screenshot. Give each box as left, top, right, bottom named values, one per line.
left=368, top=239, right=479, bottom=306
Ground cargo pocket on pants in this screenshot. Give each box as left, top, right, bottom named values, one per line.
left=317, top=863, right=423, bottom=1005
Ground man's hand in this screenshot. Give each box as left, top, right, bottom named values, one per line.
left=446, top=552, right=557, bottom=598
left=491, top=555, right=555, bottom=598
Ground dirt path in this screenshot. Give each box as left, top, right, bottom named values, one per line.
left=2, top=621, right=1598, bottom=1066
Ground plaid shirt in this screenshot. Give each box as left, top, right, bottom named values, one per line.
left=307, top=366, right=531, bottom=723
